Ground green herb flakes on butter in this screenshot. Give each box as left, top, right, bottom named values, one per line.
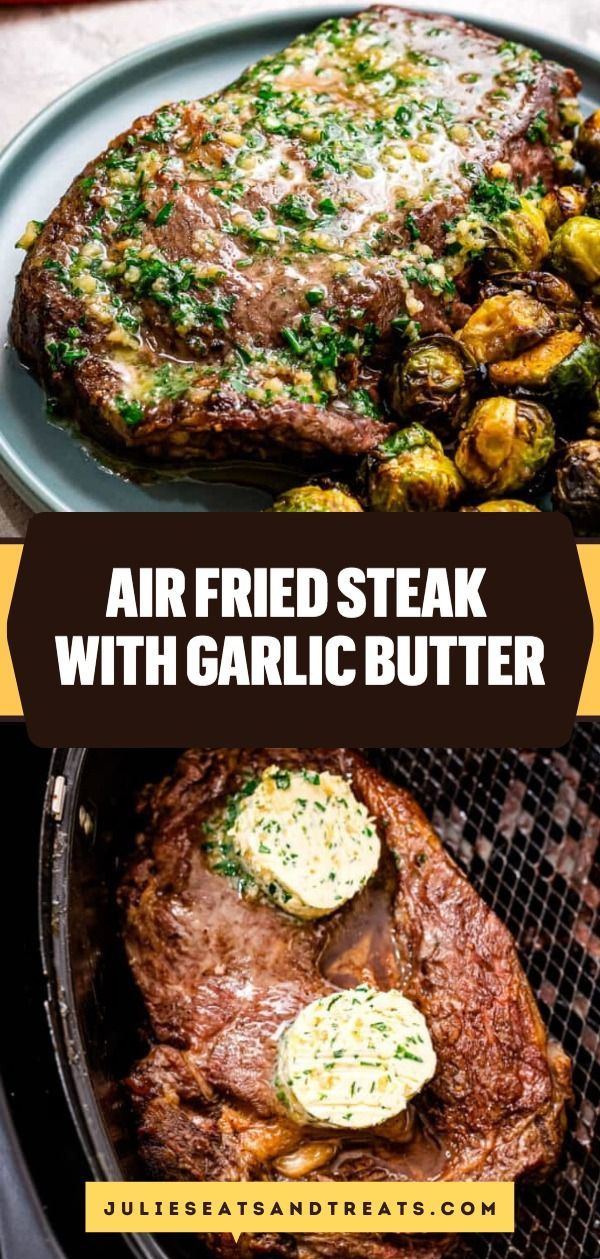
left=276, top=985, right=436, bottom=1128
left=222, top=765, right=380, bottom=918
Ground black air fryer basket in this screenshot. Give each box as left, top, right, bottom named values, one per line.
left=39, top=736, right=600, bottom=1259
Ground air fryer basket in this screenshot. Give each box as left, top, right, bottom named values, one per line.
left=39, top=736, right=600, bottom=1259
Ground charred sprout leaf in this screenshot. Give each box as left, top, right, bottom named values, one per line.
left=574, top=109, right=600, bottom=179
left=482, top=270, right=580, bottom=312
left=553, top=439, right=600, bottom=533
left=485, top=197, right=549, bottom=273
left=455, top=396, right=554, bottom=495
left=550, top=217, right=600, bottom=290
left=458, top=294, right=554, bottom=365
left=540, top=185, right=587, bottom=234
left=586, top=184, right=600, bottom=219
left=369, top=426, right=464, bottom=512
left=268, top=486, right=363, bottom=512
left=460, top=499, right=540, bottom=512
left=386, top=335, right=477, bottom=441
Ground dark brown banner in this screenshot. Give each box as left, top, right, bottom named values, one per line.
left=8, top=513, right=592, bottom=747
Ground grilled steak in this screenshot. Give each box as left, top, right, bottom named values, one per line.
left=120, top=748, right=571, bottom=1259
left=12, top=7, right=580, bottom=465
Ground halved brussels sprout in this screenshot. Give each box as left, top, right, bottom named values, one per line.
left=482, top=270, right=580, bottom=312
left=553, top=439, right=600, bottom=533
left=458, top=294, right=554, bottom=365
left=550, top=216, right=600, bottom=290
left=455, top=397, right=554, bottom=495
left=269, top=486, right=363, bottom=512
left=489, top=331, right=600, bottom=408
left=485, top=198, right=550, bottom=274
left=386, top=334, right=478, bottom=441
left=540, top=185, right=587, bottom=234
left=574, top=110, right=600, bottom=179
left=460, top=499, right=541, bottom=512
left=369, top=423, right=464, bottom=512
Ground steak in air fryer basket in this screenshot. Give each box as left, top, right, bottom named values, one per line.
left=119, top=747, right=572, bottom=1259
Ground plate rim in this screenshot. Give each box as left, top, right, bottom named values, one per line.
left=2, top=1, right=600, bottom=514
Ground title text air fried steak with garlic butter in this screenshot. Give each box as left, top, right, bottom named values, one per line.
left=120, top=749, right=571, bottom=1259
left=12, top=7, right=581, bottom=463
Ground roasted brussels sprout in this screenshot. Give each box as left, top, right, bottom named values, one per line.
left=482, top=270, right=580, bottom=313
left=455, top=397, right=554, bottom=495
left=553, top=439, right=600, bottom=533
left=269, top=486, right=363, bottom=512
left=369, top=423, right=464, bottom=512
left=485, top=197, right=550, bottom=273
left=460, top=499, right=541, bottom=512
left=489, top=330, right=600, bottom=408
left=549, top=216, right=600, bottom=290
left=458, top=294, right=554, bottom=365
left=540, top=185, right=587, bottom=234
left=574, top=110, right=600, bottom=179
left=386, top=334, right=478, bottom=440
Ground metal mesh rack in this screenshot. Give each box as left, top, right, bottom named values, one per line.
left=371, top=728, right=600, bottom=1259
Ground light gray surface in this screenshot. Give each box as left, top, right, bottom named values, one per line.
left=0, top=0, right=599, bottom=527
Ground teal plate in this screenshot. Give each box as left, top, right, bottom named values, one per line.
left=1, top=4, right=599, bottom=512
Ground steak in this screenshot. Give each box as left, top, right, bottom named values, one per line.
left=12, top=7, right=580, bottom=464
left=120, top=748, right=571, bottom=1259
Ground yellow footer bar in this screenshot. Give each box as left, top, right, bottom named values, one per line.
left=86, top=1182, right=515, bottom=1236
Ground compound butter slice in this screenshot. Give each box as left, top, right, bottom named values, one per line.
left=276, top=985, right=436, bottom=1129
left=227, top=765, right=380, bottom=919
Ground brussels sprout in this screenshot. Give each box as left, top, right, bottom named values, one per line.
left=460, top=499, right=541, bottom=512
left=540, top=185, right=587, bottom=234
left=269, top=486, right=363, bottom=512
left=386, top=334, right=478, bottom=440
left=549, top=216, right=600, bottom=290
left=485, top=197, right=550, bottom=273
left=482, top=270, right=580, bottom=312
left=458, top=294, right=554, bottom=365
left=574, top=110, right=600, bottom=178
left=455, top=397, right=554, bottom=495
left=586, top=183, right=600, bottom=219
left=369, top=423, right=464, bottom=512
left=553, top=439, right=600, bottom=533
left=489, top=330, right=600, bottom=408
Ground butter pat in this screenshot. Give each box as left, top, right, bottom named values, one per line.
left=228, top=765, right=379, bottom=918
left=276, top=986, right=436, bottom=1129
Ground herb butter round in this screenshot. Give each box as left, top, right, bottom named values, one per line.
left=227, top=765, right=380, bottom=918
left=276, top=985, right=437, bottom=1129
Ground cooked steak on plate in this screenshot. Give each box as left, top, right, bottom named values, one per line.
left=11, top=7, right=580, bottom=464
left=120, top=748, right=571, bottom=1259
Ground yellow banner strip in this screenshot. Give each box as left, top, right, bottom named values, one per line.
left=0, top=543, right=22, bottom=717
left=0, top=541, right=599, bottom=718
left=86, top=1181, right=514, bottom=1236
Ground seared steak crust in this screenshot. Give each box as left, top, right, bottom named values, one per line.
left=120, top=748, right=571, bottom=1259
left=12, top=8, right=579, bottom=464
